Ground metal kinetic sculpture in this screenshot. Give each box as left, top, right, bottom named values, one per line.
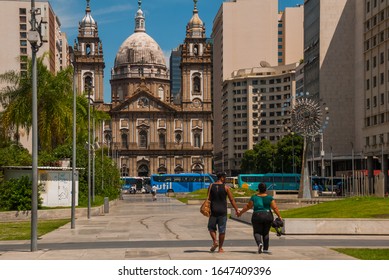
left=289, top=94, right=329, bottom=198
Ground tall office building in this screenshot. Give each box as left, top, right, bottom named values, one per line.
left=363, top=0, right=389, bottom=193
left=212, top=0, right=279, bottom=171
left=221, top=63, right=298, bottom=175
left=278, top=5, right=304, bottom=65
left=303, top=0, right=365, bottom=176
left=169, top=47, right=181, bottom=104
left=0, top=0, right=69, bottom=151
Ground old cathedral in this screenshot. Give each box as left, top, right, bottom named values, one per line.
left=73, top=0, right=213, bottom=177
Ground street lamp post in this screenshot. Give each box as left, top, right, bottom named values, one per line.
left=86, top=86, right=92, bottom=219
left=70, top=49, right=77, bottom=229
left=320, top=133, right=325, bottom=177
left=292, top=133, right=296, bottom=174
left=27, top=0, right=47, bottom=252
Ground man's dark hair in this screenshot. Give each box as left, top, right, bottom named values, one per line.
left=216, top=171, right=227, bottom=179
left=258, top=182, right=267, bottom=193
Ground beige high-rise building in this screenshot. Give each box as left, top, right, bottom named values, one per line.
left=278, top=5, right=304, bottom=65
left=221, top=63, right=298, bottom=175
left=363, top=0, right=389, bottom=193
left=0, top=0, right=70, bottom=151
left=212, top=0, right=278, bottom=171
left=304, top=0, right=364, bottom=176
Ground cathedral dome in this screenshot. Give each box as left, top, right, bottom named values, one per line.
left=114, top=32, right=166, bottom=67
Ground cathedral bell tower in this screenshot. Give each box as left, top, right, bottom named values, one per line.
left=180, top=0, right=212, bottom=112
left=73, top=0, right=105, bottom=104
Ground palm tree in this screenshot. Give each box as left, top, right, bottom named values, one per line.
left=0, top=56, right=73, bottom=151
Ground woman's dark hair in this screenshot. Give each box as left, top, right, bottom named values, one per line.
left=258, top=183, right=267, bottom=193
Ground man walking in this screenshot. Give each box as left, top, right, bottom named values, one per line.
left=207, top=172, right=239, bottom=253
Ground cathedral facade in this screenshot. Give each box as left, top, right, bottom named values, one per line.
left=75, top=0, right=213, bottom=177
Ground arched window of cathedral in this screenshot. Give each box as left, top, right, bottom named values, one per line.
left=118, top=86, right=123, bottom=101
left=139, top=130, right=148, bottom=148
left=193, top=44, right=199, bottom=56
left=193, top=132, right=201, bottom=148
left=193, top=75, right=201, bottom=94
left=84, top=75, right=93, bottom=95
left=159, top=133, right=166, bottom=149
left=86, top=44, right=91, bottom=56
left=174, top=165, right=184, bottom=174
left=121, top=133, right=128, bottom=149
left=158, top=86, right=164, bottom=100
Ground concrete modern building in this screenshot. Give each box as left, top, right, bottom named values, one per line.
left=212, top=0, right=279, bottom=171
left=278, top=5, right=304, bottom=65
left=103, top=1, right=213, bottom=176
left=363, top=0, right=389, bottom=193
left=221, top=63, right=298, bottom=175
left=303, top=0, right=365, bottom=177
left=0, top=0, right=69, bottom=151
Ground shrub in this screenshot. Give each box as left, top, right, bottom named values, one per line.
left=0, top=176, right=42, bottom=211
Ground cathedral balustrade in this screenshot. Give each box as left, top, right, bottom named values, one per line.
left=111, top=72, right=169, bottom=80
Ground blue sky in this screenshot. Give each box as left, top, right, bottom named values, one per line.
left=50, top=0, right=304, bottom=101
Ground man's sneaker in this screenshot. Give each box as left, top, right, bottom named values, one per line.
left=262, top=250, right=272, bottom=255
left=258, top=243, right=263, bottom=254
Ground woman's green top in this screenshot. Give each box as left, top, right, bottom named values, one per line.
left=250, top=195, right=274, bottom=212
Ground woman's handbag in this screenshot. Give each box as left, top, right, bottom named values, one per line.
left=200, top=186, right=212, bottom=217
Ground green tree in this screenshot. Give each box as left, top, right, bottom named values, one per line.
left=0, top=56, right=74, bottom=151
left=275, top=134, right=304, bottom=173
left=240, top=135, right=304, bottom=174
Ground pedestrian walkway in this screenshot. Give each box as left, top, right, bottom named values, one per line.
left=1, top=194, right=388, bottom=260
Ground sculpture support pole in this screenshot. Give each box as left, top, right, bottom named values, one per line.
left=298, top=136, right=312, bottom=199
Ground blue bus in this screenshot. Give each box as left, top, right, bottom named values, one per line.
left=121, top=177, right=150, bottom=193
left=150, top=173, right=217, bottom=193
left=238, top=173, right=301, bottom=191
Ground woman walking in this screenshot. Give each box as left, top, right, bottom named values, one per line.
left=238, top=182, right=282, bottom=254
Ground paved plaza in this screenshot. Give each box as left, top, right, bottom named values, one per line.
left=1, top=194, right=389, bottom=260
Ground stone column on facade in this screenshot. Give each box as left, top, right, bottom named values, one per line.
left=367, top=156, right=374, bottom=194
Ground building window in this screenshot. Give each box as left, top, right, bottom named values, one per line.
left=366, top=79, right=370, bottom=90
left=139, top=130, right=148, bottom=148
left=367, top=98, right=370, bottom=109
left=373, top=76, right=377, bottom=87
left=381, top=93, right=385, bottom=104
left=19, top=24, right=27, bottom=30
left=374, top=96, right=377, bottom=107
left=373, top=56, right=377, bottom=67
left=381, top=73, right=385, bottom=84
left=366, top=60, right=370, bottom=71
left=159, top=133, right=166, bottom=149
left=158, top=86, right=164, bottom=100
left=121, top=133, right=128, bottom=149
left=193, top=132, right=201, bottom=148
left=193, top=75, right=201, bottom=93
left=381, top=52, right=384, bottom=64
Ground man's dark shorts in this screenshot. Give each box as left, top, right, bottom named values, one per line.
left=207, top=215, right=227, bottom=234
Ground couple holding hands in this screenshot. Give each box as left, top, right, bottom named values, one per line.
left=207, top=172, right=282, bottom=254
